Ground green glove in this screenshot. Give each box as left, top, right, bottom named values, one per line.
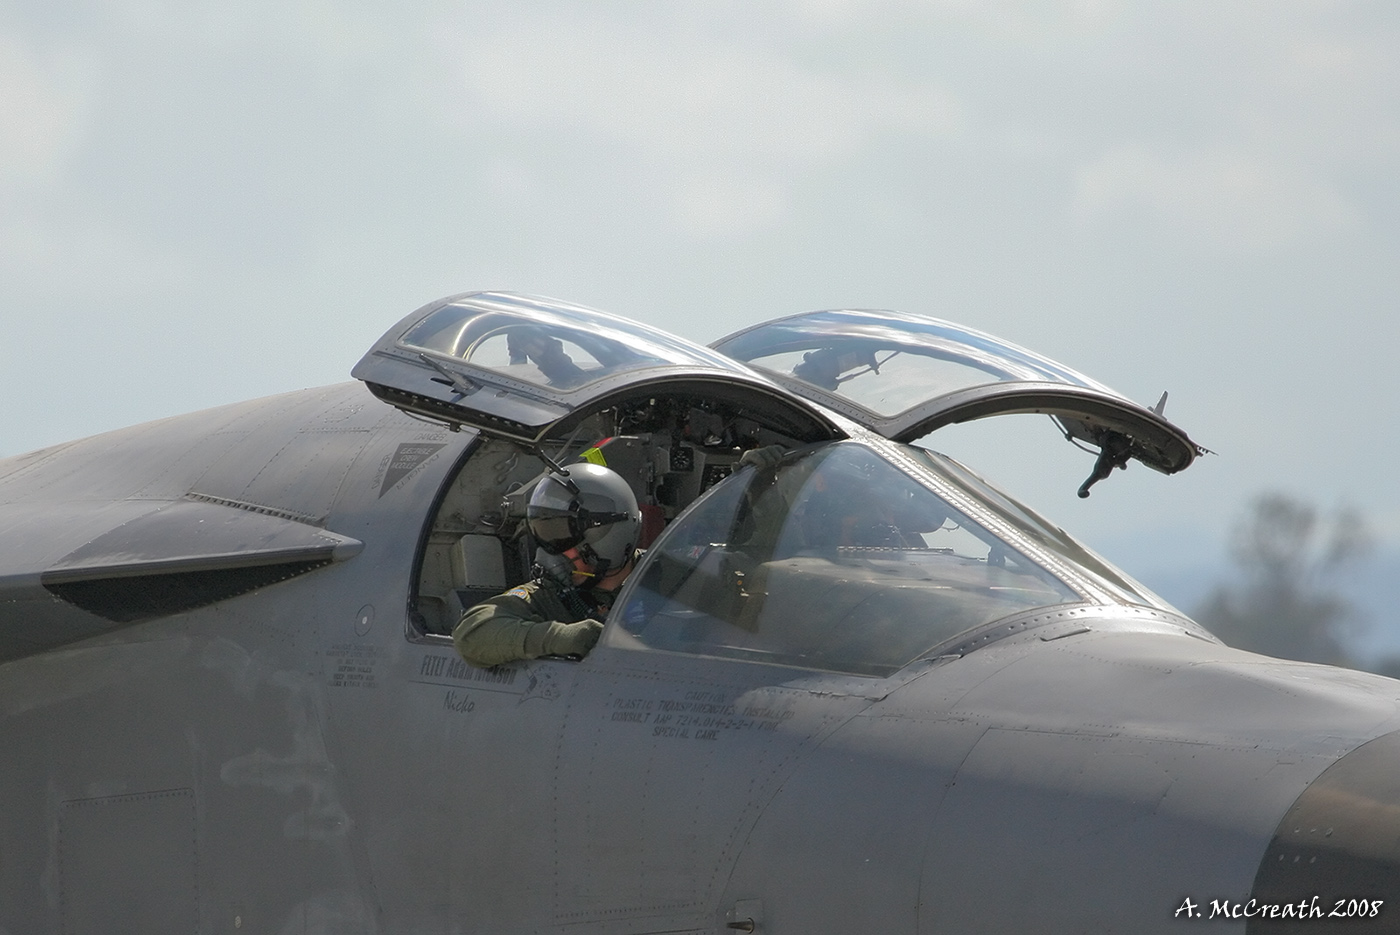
left=542, top=619, right=604, bottom=658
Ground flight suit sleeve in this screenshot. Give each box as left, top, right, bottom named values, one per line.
left=452, top=582, right=602, bottom=668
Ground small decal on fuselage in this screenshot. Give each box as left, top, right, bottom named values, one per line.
left=606, top=690, right=797, bottom=742
left=521, top=667, right=561, bottom=702
left=376, top=441, right=447, bottom=497
left=326, top=643, right=381, bottom=689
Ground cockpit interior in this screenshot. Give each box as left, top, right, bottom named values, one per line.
left=361, top=292, right=1196, bottom=676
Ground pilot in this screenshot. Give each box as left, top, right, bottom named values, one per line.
left=452, top=463, right=642, bottom=668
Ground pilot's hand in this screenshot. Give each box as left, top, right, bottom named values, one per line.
left=739, top=444, right=785, bottom=470
left=543, top=619, right=604, bottom=658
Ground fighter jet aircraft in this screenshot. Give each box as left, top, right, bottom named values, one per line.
left=2, top=291, right=1397, bottom=934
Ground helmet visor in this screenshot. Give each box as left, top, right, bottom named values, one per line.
left=529, top=506, right=633, bottom=554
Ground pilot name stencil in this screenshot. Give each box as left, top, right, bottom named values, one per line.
left=609, top=692, right=796, bottom=741
left=414, top=652, right=523, bottom=694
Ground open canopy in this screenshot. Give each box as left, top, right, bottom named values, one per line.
left=355, top=294, right=1201, bottom=493
left=710, top=308, right=1202, bottom=482
left=352, top=292, right=842, bottom=445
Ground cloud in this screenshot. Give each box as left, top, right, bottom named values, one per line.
left=0, top=34, right=89, bottom=188
left=779, top=0, right=1123, bottom=35
left=464, top=27, right=958, bottom=161
left=460, top=21, right=960, bottom=236
left=672, top=173, right=788, bottom=237
left=90, top=0, right=392, bottom=65
left=1072, top=145, right=1358, bottom=253
left=0, top=33, right=179, bottom=300
left=0, top=207, right=196, bottom=300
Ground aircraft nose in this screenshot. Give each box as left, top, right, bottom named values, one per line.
left=1249, top=729, right=1400, bottom=931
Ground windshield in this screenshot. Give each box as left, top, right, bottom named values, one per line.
left=906, top=445, right=1174, bottom=610
left=401, top=293, right=746, bottom=393
left=713, top=309, right=1117, bottom=419
left=611, top=441, right=1078, bottom=676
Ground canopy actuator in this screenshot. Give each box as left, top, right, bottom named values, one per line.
left=1077, top=431, right=1132, bottom=499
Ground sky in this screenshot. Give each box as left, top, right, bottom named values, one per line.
left=2, top=1, right=1398, bottom=650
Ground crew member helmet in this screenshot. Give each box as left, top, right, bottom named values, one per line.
left=527, top=463, right=641, bottom=578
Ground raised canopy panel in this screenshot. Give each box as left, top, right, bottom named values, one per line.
left=711, top=309, right=1202, bottom=479
left=352, top=292, right=842, bottom=445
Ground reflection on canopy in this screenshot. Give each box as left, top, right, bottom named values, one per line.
left=714, top=309, right=1118, bottom=418
left=401, top=293, right=744, bottom=392
left=615, top=441, right=1078, bottom=676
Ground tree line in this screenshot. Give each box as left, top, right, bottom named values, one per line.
left=1193, top=493, right=1398, bottom=678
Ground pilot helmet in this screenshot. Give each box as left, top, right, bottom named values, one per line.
left=527, top=463, right=641, bottom=578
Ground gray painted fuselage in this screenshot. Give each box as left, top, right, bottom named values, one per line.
left=3, top=381, right=1400, bottom=935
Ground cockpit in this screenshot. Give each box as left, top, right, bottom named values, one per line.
left=409, top=420, right=1183, bottom=676
left=354, top=291, right=1205, bottom=674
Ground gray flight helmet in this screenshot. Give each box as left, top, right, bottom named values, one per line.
left=527, top=463, right=642, bottom=579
